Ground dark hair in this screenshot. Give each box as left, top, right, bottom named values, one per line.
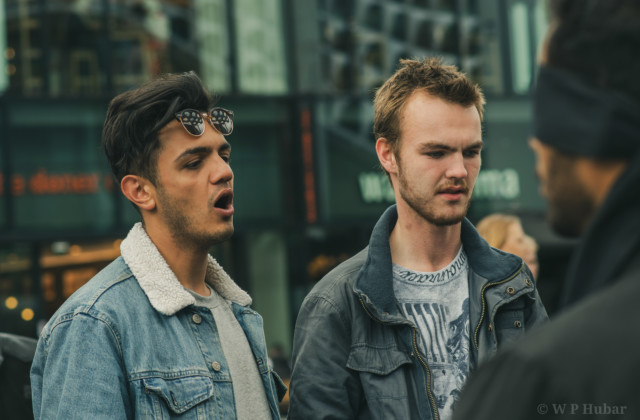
left=373, top=57, right=485, bottom=155
left=102, top=71, right=214, bottom=185
left=547, top=0, right=640, bottom=104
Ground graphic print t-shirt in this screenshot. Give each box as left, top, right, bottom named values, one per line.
left=392, top=247, right=470, bottom=420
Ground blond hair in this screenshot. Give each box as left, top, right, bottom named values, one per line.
left=476, top=214, right=521, bottom=249
left=373, top=57, right=485, bottom=156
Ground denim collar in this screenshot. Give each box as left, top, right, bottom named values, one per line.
left=120, top=223, right=251, bottom=315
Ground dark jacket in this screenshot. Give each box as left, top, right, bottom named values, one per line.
left=453, top=151, right=640, bottom=420
left=289, top=205, right=548, bottom=420
left=452, top=251, right=640, bottom=419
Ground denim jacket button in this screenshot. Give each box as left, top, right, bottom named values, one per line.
left=192, top=313, right=202, bottom=324
left=506, top=286, right=516, bottom=295
left=211, top=361, right=221, bottom=372
left=514, top=320, right=522, bottom=329
left=525, top=279, right=532, bottom=287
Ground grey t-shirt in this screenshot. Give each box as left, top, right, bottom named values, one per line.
left=186, top=285, right=271, bottom=420
left=392, top=247, right=471, bottom=420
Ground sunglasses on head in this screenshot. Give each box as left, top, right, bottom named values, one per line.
left=175, top=107, right=234, bottom=136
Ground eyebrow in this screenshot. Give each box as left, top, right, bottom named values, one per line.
left=175, top=146, right=212, bottom=162
left=418, top=140, right=483, bottom=152
left=174, top=142, right=231, bottom=163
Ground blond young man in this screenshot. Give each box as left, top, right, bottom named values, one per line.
left=288, top=58, right=548, bottom=420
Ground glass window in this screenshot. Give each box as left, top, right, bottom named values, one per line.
left=0, top=0, right=8, bottom=93
left=1, top=0, right=235, bottom=96
left=234, top=0, right=287, bottom=94
left=509, top=1, right=532, bottom=94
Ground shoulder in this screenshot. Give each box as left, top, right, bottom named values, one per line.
left=296, top=248, right=368, bottom=327
left=41, top=257, right=144, bottom=337
left=304, top=248, right=367, bottom=302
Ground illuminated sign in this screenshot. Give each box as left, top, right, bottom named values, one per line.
left=358, top=172, right=394, bottom=204
left=357, top=168, right=521, bottom=205
left=0, top=169, right=113, bottom=196
left=474, top=168, right=520, bottom=200
left=301, top=109, right=317, bottom=223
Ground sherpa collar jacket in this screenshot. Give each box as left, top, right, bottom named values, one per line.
left=289, top=205, right=548, bottom=420
left=31, top=223, right=286, bottom=419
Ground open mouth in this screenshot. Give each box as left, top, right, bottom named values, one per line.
left=214, top=189, right=234, bottom=210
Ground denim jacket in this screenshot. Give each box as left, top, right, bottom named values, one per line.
left=289, top=205, right=548, bottom=420
left=31, top=223, right=286, bottom=419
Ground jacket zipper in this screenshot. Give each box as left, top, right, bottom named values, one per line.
left=359, top=297, right=440, bottom=420
left=473, top=262, right=524, bottom=351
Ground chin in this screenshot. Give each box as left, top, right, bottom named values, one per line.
left=431, top=215, right=466, bottom=227
left=217, top=225, right=235, bottom=242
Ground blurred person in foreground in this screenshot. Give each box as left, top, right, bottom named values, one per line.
left=288, top=58, right=548, bottom=420
left=453, top=1, right=640, bottom=418
left=30, top=72, right=286, bottom=419
left=476, top=213, right=539, bottom=279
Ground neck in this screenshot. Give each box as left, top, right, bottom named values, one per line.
left=143, top=219, right=210, bottom=296
left=390, top=206, right=462, bottom=272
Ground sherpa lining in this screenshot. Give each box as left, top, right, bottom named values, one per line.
left=120, top=223, right=252, bottom=315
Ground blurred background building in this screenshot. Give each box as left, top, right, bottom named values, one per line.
left=0, top=0, right=573, bottom=352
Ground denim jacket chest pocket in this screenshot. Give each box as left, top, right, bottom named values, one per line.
left=137, top=374, right=216, bottom=419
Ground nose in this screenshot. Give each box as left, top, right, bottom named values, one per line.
left=210, top=156, right=233, bottom=185
left=446, top=153, right=468, bottom=179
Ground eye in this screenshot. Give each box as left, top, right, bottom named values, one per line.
left=463, top=149, right=481, bottom=158
left=185, top=159, right=202, bottom=169
left=426, top=151, right=445, bottom=159
left=221, top=154, right=231, bottom=164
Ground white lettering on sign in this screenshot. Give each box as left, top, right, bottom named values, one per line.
left=358, top=168, right=520, bottom=205
left=358, top=172, right=395, bottom=204
left=474, top=169, right=520, bottom=200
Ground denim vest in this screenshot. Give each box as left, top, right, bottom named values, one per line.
left=31, top=223, right=286, bottom=419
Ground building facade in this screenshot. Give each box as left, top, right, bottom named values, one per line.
left=1, top=0, right=567, bottom=347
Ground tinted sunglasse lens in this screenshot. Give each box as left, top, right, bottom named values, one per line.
left=179, top=110, right=205, bottom=136
left=210, top=108, right=234, bottom=135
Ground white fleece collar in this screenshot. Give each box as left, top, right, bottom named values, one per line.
left=120, top=223, right=252, bottom=316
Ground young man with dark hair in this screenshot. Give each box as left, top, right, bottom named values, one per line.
left=453, top=1, right=640, bottom=418
left=30, top=72, right=286, bottom=419
left=288, top=58, right=548, bottom=420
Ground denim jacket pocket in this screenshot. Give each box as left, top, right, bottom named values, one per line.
left=142, top=375, right=214, bottom=415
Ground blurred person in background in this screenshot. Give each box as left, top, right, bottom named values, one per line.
left=288, top=58, right=548, bottom=420
left=476, top=213, right=539, bottom=279
left=30, top=72, right=286, bottom=419
left=453, top=0, right=640, bottom=418
left=0, top=332, right=37, bottom=420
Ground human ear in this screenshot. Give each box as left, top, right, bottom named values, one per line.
left=120, top=175, right=156, bottom=211
left=376, top=137, right=398, bottom=175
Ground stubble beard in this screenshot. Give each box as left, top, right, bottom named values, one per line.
left=544, top=153, right=595, bottom=238
left=397, top=167, right=470, bottom=227
left=157, top=186, right=234, bottom=250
